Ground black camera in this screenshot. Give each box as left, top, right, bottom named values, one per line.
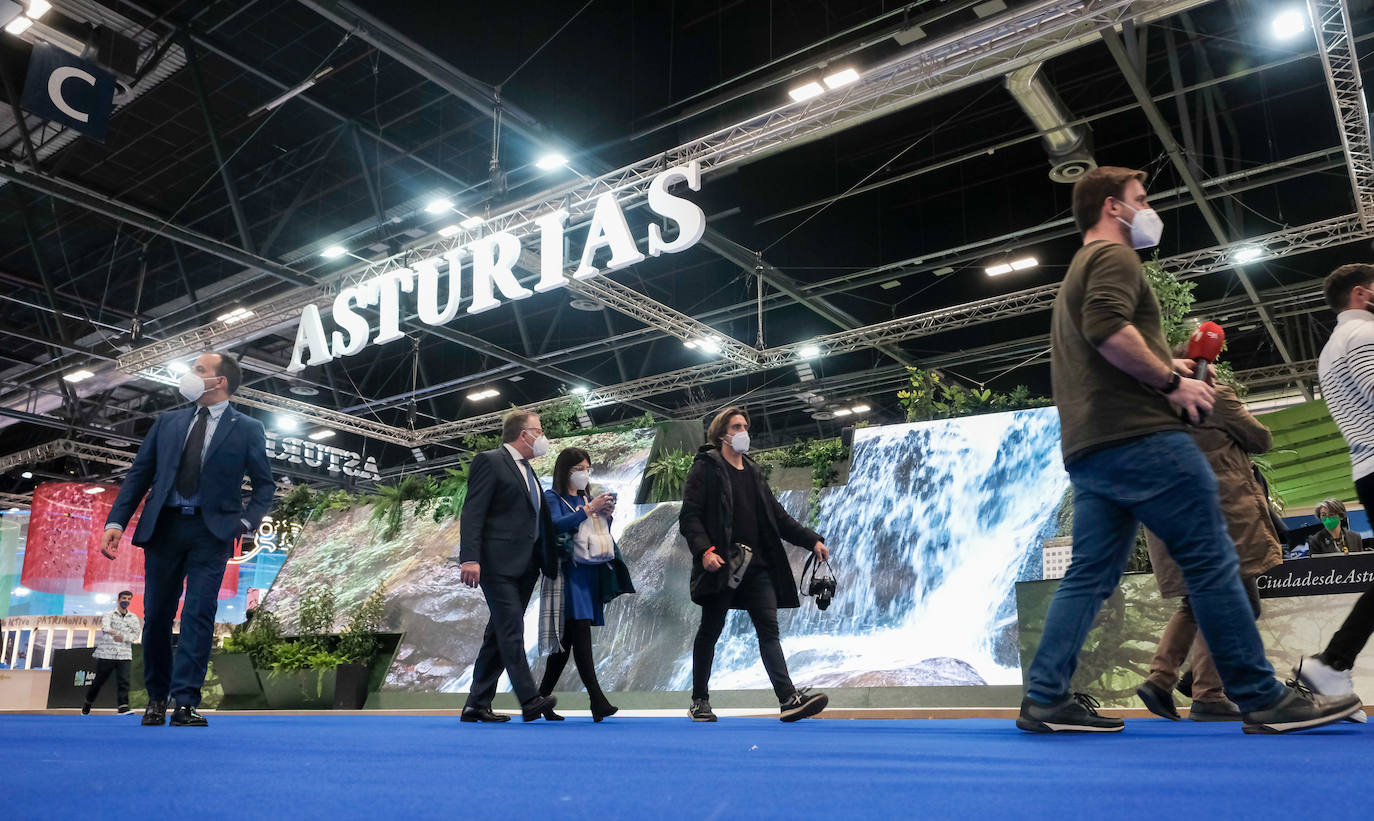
left=800, top=555, right=838, bottom=611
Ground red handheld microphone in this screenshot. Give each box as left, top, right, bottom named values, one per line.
left=1186, top=321, right=1225, bottom=382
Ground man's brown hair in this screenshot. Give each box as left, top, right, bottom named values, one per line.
left=501, top=409, right=536, bottom=444
left=706, top=406, right=750, bottom=448
left=1071, top=166, right=1148, bottom=234
left=1322, top=263, right=1374, bottom=313
left=208, top=351, right=243, bottom=394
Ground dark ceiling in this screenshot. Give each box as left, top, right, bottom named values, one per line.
left=1, top=0, right=1371, bottom=496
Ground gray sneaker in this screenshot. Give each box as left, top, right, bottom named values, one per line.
left=1017, top=692, right=1124, bottom=733
left=780, top=688, right=828, bottom=722
left=1242, top=684, right=1362, bottom=734
left=688, top=698, right=717, bottom=722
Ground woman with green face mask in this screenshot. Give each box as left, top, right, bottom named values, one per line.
left=1307, top=499, right=1364, bottom=555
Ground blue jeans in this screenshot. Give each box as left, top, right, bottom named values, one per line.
left=1026, top=431, right=1285, bottom=711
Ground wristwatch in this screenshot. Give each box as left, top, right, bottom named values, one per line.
left=1160, top=370, right=1182, bottom=395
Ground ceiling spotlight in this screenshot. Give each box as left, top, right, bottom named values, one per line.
left=288, top=384, right=320, bottom=397
left=83, top=486, right=107, bottom=494
left=438, top=224, right=461, bottom=238
left=571, top=386, right=589, bottom=395
left=5, top=16, right=33, bottom=35
left=535, top=153, right=569, bottom=170
left=424, top=198, right=454, bottom=214
left=985, top=263, right=1013, bottom=276
left=1272, top=9, right=1307, bottom=39
left=307, top=429, right=335, bottom=441
left=320, top=245, right=347, bottom=259
left=1233, top=246, right=1264, bottom=264
left=466, top=388, right=501, bottom=401
left=798, top=344, right=822, bottom=360
left=459, top=215, right=484, bottom=229
left=683, top=339, right=698, bottom=350
left=168, top=361, right=191, bottom=375
left=851, top=404, right=871, bottom=413
left=21, top=471, right=33, bottom=479
left=698, top=336, right=722, bottom=354
left=788, top=81, right=825, bottom=102
left=64, top=369, right=94, bottom=383
left=822, top=68, right=859, bottom=89
left=569, top=298, right=604, bottom=312
left=216, top=307, right=255, bottom=325
left=276, top=415, right=299, bottom=432
left=1009, top=256, right=1038, bottom=271
left=833, top=408, right=854, bottom=417
left=933, top=266, right=956, bottom=276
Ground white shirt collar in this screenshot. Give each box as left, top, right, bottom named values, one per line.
left=502, top=442, right=526, bottom=462
left=194, top=399, right=230, bottom=420
left=1336, top=309, right=1374, bottom=326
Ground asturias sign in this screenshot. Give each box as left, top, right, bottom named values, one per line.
left=288, top=161, right=707, bottom=372
left=265, top=432, right=380, bottom=480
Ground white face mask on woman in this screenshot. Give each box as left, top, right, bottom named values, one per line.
left=569, top=470, right=591, bottom=491
left=727, top=430, right=751, bottom=454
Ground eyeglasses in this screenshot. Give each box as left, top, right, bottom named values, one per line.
left=523, top=427, right=544, bottom=436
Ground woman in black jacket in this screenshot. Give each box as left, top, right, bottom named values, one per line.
left=679, top=406, right=831, bottom=723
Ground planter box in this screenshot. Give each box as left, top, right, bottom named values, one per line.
left=211, top=652, right=266, bottom=709
left=334, top=663, right=369, bottom=709
left=260, top=669, right=337, bottom=710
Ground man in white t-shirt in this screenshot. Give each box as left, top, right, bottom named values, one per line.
left=83, top=590, right=141, bottom=715
left=1295, top=263, right=1374, bottom=724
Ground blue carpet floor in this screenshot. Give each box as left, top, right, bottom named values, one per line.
left=1, top=714, right=1368, bottom=819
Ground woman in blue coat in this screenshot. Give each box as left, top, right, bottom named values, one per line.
left=536, top=447, right=635, bottom=721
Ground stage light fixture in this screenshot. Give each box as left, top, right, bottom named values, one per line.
left=307, top=429, right=335, bottom=440
left=823, top=68, right=859, bottom=89
left=466, top=388, right=500, bottom=401
left=216, top=307, right=255, bottom=325
left=788, top=81, right=824, bottom=102
left=1272, top=8, right=1306, bottom=39
left=833, top=408, right=854, bottom=417
left=320, top=245, right=347, bottom=259
left=851, top=404, right=871, bottom=413
left=1233, top=246, right=1264, bottom=264
left=698, top=336, right=723, bottom=354
left=1009, top=256, right=1039, bottom=271
left=168, top=361, right=190, bottom=375
left=798, top=344, right=822, bottom=360
left=5, top=15, right=32, bottom=34
left=424, top=198, right=453, bottom=214
left=459, top=215, right=484, bottom=229
left=683, top=339, right=698, bottom=349
left=83, top=486, right=106, bottom=494
left=985, top=263, right=1013, bottom=276
left=275, top=415, right=299, bottom=432
left=571, top=386, right=589, bottom=395
left=536, top=153, right=569, bottom=170
left=26, top=0, right=50, bottom=19
left=63, top=369, right=94, bottom=383
left=438, top=224, right=461, bottom=238
left=21, top=471, right=33, bottom=479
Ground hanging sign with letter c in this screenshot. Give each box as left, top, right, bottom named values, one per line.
left=21, top=43, right=117, bottom=142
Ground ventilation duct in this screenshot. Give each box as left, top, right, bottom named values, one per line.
left=1005, top=63, right=1095, bottom=184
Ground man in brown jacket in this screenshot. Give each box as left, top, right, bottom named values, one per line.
left=1137, top=381, right=1283, bottom=721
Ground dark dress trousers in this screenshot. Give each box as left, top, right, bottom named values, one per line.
left=105, top=404, right=275, bottom=707
left=458, top=447, right=558, bottom=709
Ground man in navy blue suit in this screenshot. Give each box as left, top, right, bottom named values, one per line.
left=100, top=351, right=275, bottom=727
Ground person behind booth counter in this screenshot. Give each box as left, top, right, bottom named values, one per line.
left=457, top=409, right=559, bottom=723
left=1020, top=165, right=1361, bottom=734
left=100, top=351, right=275, bottom=728
left=83, top=590, right=140, bottom=715
left=1307, top=499, right=1363, bottom=556
left=1294, top=264, right=1374, bottom=715
left=534, top=447, right=635, bottom=722
left=679, top=406, right=831, bottom=723
left=1137, top=373, right=1283, bottom=723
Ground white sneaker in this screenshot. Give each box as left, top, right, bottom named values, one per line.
left=1294, top=656, right=1354, bottom=696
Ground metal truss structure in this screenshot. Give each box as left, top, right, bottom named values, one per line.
left=1232, top=359, right=1321, bottom=388
left=0, top=492, right=30, bottom=510
left=1309, top=0, right=1374, bottom=228
left=0, top=439, right=135, bottom=474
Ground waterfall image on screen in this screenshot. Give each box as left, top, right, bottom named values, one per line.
left=695, top=407, right=1070, bottom=689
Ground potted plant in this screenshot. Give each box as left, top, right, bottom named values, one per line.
left=333, top=585, right=388, bottom=709
left=259, top=587, right=340, bottom=709
left=212, top=609, right=281, bottom=708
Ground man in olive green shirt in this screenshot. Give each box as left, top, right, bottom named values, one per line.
left=1018, top=166, right=1361, bottom=735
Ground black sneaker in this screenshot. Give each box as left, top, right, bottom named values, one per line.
left=116, top=704, right=131, bottom=715
left=1016, top=693, right=1124, bottom=733
left=80, top=703, right=91, bottom=715
left=1242, top=683, right=1362, bottom=734
left=688, top=698, right=717, bottom=722
left=780, top=688, right=828, bottom=722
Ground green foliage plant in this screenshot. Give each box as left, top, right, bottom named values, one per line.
left=368, top=475, right=439, bottom=540
left=645, top=448, right=693, bottom=502
left=338, top=585, right=387, bottom=666
left=898, top=368, right=1050, bottom=423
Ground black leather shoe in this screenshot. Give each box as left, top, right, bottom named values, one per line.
left=522, top=694, right=557, bottom=722
left=540, top=696, right=564, bottom=721
left=591, top=700, right=618, bottom=723
left=81, top=703, right=91, bottom=715
left=1136, top=680, right=1180, bottom=721
left=460, top=706, right=511, bottom=723
left=141, top=700, right=167, bottom=726
left=169, top=705, right=208, bottom=727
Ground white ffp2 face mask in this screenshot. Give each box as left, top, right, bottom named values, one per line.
left=179, top=371, right=210, bottom=402
left=569, top=470, right=590, bottom=490
left=1115, top=202, right=1164, bottom=249
left=728, top=431, right=751, bottom=453
left=527, top=432, right=550, bottom=458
